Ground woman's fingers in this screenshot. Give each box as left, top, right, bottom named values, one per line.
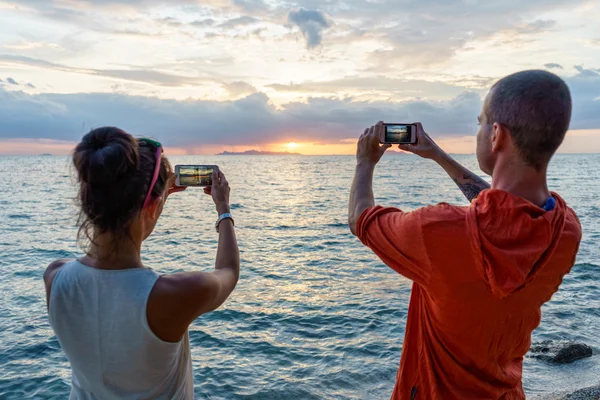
left=218, top=170, right=228, bottom=187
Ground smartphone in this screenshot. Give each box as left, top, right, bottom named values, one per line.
left=381, top=123, right=417, bottom=144
left=175, top=165, right=218, bottom=187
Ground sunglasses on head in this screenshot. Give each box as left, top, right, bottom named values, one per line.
left=138, top=138, right=163, bottom=209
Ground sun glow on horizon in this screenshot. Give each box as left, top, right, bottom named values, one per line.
left=1, top=130, right=599, bottom=155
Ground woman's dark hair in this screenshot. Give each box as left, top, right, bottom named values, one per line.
left=73, top=127, right=171, bottom=250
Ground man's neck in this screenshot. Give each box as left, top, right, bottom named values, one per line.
left=491, top=157, right=551, bottom=207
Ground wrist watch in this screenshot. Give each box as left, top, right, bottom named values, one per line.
left=216, top=213, right=234, bottom=233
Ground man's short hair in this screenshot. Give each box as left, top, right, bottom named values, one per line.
left=485, top=70, right=572, bottom=170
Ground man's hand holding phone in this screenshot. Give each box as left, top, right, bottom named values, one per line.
left=357, top=121, right=392, bottom=167
left=398, top=122, right=444, bottom=161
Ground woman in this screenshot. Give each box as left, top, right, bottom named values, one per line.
left=43, top=127, right=239, bottom=399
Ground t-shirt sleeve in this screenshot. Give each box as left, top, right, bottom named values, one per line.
left=356, top=205, right=432, bottom=286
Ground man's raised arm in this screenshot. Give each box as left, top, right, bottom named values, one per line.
left=399, top=123, right=490, bottom=202
left=348, top=123, right=391, bottom=236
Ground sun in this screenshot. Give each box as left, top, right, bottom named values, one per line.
left=287, top=142, right=298, bottom=150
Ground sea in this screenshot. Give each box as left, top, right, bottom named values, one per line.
left=0, top=154, right=598, bottom=399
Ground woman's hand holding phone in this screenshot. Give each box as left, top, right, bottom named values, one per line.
left=205, top=169, right=230, bottom=214
left=167, top=174, right=187, bottom=198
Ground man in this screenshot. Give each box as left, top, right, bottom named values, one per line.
left=348, top=70, right=582, bottom=400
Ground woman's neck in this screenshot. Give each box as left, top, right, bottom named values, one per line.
left=83, top=232, right=144, bottom=270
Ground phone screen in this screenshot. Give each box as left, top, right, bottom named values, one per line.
left=385, top=125, right=412, bottom=143
left=177, top=165, right=215, bottom=187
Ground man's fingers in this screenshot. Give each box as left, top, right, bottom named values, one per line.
left=375, top=121, right=384, bottom=142
left=212, top=170, right=219, bottom=187
left=399, top=144, right=411, bottom=152
left=204, top=187, right=212, bottom=195
left=380, top=143, right=392, bottom=155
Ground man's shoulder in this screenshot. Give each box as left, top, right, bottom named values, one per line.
left=414, top=202, right=469, bottom=222
left=380, top=203, right=469, bottom=234
left=564, top=206, right=583, bottom=241
left=366, top=203, right=469, bottom=226
left=358, top=203, right=468, bottom=239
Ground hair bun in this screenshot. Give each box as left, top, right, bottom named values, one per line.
left=74, top=127, right=139, bottom=185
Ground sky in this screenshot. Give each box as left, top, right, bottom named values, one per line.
left=0, top=0, right=599, bottom=155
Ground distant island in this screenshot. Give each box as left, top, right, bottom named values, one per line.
left=216, top=150, right=302, bottom=156
left=39, top=153, right=53, bottom=156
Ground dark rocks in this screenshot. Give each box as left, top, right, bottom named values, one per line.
left=554, top=344, right=594, bottom=364
left=563, top=385, right=600, bottom=399
left=529, top=340, right=593, bottom=364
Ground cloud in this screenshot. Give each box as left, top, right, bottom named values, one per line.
left=309, top=0, right=579, bottom=68
left=5, top=0, right=593, bottom=68
left=2, top=66, right=598, bottom=147
left=267, top=76, right=486, bottom=99
left=515, top=19, right=557, bottom=34
left=157, top=17, right=183, bottom=27
left=545, top=63, right=564, bottom=69
left=109, top=29, right=164, bottom=37
left=574, top=65, right=600, bottom=78
left=7, top=77, right=19, bottom=85
left=224, top=81, right=257, bottom=96
left=26, top=83, right=36, bottom=88
left=218, top=16, right=260, bottom=29
left=288, top=8, right=331, bottom=49
left=232, top=0, right=269, bottom=13
left=564, top=67, right=600, bottom=129
left=0, top=86, right=483, bottom=146
left=191, top=19, right=216, bottom=28
left=0, top=54, right=209, bottom=87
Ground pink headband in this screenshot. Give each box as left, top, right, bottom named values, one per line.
left=142, top=145, right=162, bottom=209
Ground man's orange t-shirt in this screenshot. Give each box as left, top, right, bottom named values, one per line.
left=356, top=189, right=581, bottom=400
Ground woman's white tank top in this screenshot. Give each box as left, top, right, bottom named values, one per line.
left=48, top=260, right=194, bottom=400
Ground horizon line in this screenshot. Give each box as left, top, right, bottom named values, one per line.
left=3, top=152, right=600, bottom=157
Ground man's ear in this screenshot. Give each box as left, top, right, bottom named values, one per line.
left=491, top=123, right=509, bottom=153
